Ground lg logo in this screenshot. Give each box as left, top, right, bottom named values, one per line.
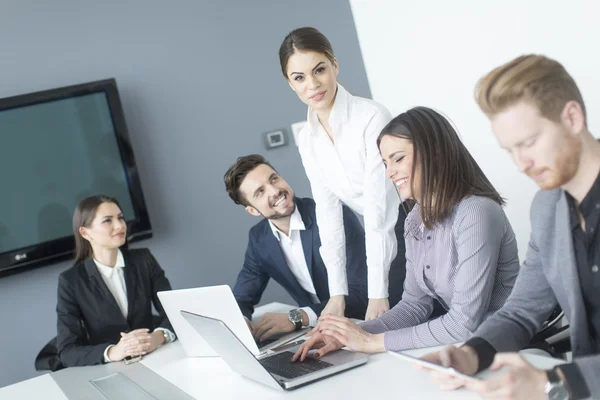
left=15, top=253, right=27, bottom=261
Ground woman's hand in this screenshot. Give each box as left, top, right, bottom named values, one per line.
left=365, top=298, right=389, bottom=320
left=108, top=328, right=164, bottom=361
left=321, top=295, right=346, bottom=318
left=318, top=314, right=385, bottom=354
left=292, top=331, right=343, bottom=362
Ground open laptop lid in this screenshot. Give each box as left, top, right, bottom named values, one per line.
left=157, top=285, right=260, bottom=357
left=180, top=310, right=282, bottom=391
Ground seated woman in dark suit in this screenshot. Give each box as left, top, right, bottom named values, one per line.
left=56, top=195, right=175, bottom=367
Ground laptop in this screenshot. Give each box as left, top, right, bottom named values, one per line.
left=157, top=285, right=308, bottom=357
left=180, top=310, right=368, bottom=390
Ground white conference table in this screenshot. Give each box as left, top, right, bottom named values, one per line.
left=0, top=302, right=564, bottom=399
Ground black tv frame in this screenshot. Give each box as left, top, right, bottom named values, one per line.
left=0, top=78, right=152, bottom=276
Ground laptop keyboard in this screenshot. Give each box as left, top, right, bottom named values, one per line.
left=259, top=351, right=333, bottom=379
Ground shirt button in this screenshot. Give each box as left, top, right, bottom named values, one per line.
left=592, top=265, right=599, bottom=273
left=427, top=236, right=431, bottom=240
left=426, top=265, right=431, bottom=269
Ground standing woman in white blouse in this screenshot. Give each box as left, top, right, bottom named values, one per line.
left=279, top=27, right=407, bottom=320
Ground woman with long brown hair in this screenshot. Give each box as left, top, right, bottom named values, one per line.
left=293, top=107, right=520, bottom=360
left=56, top=195, right=175, bottom=367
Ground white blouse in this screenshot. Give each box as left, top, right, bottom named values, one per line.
left=296, top=84, right=400, bottom=299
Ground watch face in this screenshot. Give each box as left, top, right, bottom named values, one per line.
left=290, top=309, right=302, bottom=323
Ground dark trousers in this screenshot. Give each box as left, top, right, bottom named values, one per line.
left=388, top=204, right=408, bottom=308
left=388, top=203, right=446, bottom=318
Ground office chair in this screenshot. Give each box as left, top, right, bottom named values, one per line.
left=34, top=336, right=64, bottom=372
left=524, top=305, right=571, bottom=359
left=36, top=315, right=166, bottom=371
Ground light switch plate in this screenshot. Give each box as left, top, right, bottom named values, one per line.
left=264, top=130, right=286, bottom=149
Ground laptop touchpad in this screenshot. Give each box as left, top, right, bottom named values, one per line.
left=90, top=373, right=157, bottom=400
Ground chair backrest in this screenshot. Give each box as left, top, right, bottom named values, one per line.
left=525, top=305, right=570, bottom=359
left=34, top=337, right=64, bottom=372
left=536, top=306, right=565, bottom=339
left=38, top=314, right=162, bottom=371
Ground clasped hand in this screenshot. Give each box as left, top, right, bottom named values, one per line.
left=108, top=328, right=164, bottom=361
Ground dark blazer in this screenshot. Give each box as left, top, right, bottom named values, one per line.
left=56, top=248, right=173, bottom=367
left=233, top=197, right=368, bottom=320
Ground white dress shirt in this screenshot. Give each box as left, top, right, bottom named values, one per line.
left=297, top=84, right=400, bottom=299
left=95, top=250, right=175, bottom=362
left=268, top=208, right=319, bottom=327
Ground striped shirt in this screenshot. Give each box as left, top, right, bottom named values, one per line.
left=360, top=196, right=520, bottom=350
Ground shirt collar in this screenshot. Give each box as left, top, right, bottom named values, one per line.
left=565, top=169, right=600, bottom=231
left=94, top=249, right=125, bottom=278
left=579, top=169, right=600, bottom=218
left=566, top=194, right=579, bottom=231
left=268, top=207, right=305, bottom=242
left=306, top=83, right=350, bottom=136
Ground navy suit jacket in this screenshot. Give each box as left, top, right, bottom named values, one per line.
left=233, top=197, right=368, bottom=320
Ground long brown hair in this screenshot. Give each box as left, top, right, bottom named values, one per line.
left=377, top=107, right=504, bottom=228
left=73, top=195, right=124, bottom=263
left=279, top=27, right=336, bottom=79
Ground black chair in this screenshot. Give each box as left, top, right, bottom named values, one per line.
left=34, top=337, right=64, bottom=372
left=36, top=314, right=166, bottom=371
left=525, top=306, right=571, bottom=359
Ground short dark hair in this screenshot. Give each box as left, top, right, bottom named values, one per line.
left=224, top=154, right=276, bottom=206
left=377, top=107, right=504, bottom=228
left=279, top=27, right=336, bottom=79
left=73, top=195, right=125, bottom=263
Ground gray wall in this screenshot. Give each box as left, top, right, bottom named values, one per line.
left=0, top=0, right=372, bottom=387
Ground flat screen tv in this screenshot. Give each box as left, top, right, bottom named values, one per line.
left=0, top=79, right=152, bottom=275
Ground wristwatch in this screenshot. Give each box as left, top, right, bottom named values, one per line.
left=545, top=368, right=570, bottom=400
left=162, top=330, right=171, bottom=344
left=288, top=309, right=303, bottom=330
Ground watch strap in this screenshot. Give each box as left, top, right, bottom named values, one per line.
left=545, top=368, right=569, bottom=400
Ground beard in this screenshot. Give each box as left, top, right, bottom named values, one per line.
left=265, top=204, right=296, bottom=220
left=258, top=190, right=296, bottom=220
left=529, top=135, right=582, bottom=190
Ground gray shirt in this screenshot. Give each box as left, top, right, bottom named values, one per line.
left=360, top=196, right=520, bottom=350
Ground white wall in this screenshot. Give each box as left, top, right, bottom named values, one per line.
left=350, top=0, right=600, bottom=259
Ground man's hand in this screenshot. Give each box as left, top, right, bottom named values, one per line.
left=321, top=295, right=345, bottom=318
left=245, top=317, right=256, bottom=337
left=365, top=298, right=389, bottom=320
left=465, top=353, right=548, bottom=399
left=419, top=345, right=479, bottom=390
left=254, top=312, right=296, bottom=342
